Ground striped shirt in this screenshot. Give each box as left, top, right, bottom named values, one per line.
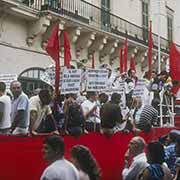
left=137, top=105, right=158, bottom=129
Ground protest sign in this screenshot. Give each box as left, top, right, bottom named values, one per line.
left=0, top=74, right=17, bottom=90
left=133, top=79, right=146, bottom=98
left=86, top=69, right=108, bottom=91
left=61, top=69, right=81, bottom=94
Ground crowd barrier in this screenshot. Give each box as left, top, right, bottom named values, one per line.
left=0, top=128, right=175, bottom=180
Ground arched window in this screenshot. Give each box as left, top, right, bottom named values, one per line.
left=18, top=67, right=51, bottom=96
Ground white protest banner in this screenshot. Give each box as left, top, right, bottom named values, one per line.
left=40, top=65, right=63, bottom=87
left=133, top=79, right=146, bottom=98
left=61, top=69, right=81, bottom=94
left=86, top=69, right=108, bottom=92
left=0, top=74, right=17, bottom=90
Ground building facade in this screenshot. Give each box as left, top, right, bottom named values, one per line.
left=0, top=0, right=180, bottom=93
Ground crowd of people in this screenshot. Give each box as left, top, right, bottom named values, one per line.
left=0, top=68, right=176, bottom=136
left=40, top=130, right=180, bottom=180
left=122, top=130, right=180, bottom=180
left=41, top=135, right=101, bottom=180
left=0, top=68, right=179, bottom=180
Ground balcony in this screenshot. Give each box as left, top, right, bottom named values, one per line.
left=8, top=0, right=180, bottom=52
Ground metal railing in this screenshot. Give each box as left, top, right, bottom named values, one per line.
left=22, top=0, right=179, bottom=52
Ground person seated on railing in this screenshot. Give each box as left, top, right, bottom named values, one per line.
left=29, top=89, right=59, bottom=135
left=100, top=102, right=123, bottom=136
left=133, top=98, right=158, bottom=132
left=63, top=93, right=86, bottom=136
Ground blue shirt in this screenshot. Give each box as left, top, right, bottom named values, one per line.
left=165, top=143, right=176, bottom=175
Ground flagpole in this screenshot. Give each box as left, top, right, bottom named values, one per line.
left=157, top=0, right=161, bottom=73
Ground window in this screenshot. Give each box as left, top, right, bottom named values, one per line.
left=142, top=0, right=149, bottom=40
left=101, top=0, right=110, bottom=31
left=18, top=67, right=51, bottom=97
left=167, top=7, right=174, bottom=43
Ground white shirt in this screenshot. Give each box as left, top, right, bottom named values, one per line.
left=40, top=159, right=80, bottom=180
left=29, top=95, right=52, bottom=130
left=0, top=95, right=11, bottom=129
left=81, top=99, right=100, bottom=123
left=122, top=152, right=148, bottom=180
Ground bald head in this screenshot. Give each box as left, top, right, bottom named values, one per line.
left=10, top=80, right=22, bottom=98
left=128, top=136, right=146, bottom=156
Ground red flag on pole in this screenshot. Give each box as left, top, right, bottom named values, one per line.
left=46, top=23, right=60, bottom=110
left=130, top=54, right=136, bottom=72
left=170, top=42, right=180, bottom=94
left=123, top=38, right=128, bottom=72
left=148, top=21, right=153, bottom=79
left=120, top=48, right=123, bottom=73
left=46, top=24, right=60, bottom=63
left=92, top=51, right=95, bottom=69
left=63, top=31, right=71, bottom=68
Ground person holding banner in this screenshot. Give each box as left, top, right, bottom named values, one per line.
left=81, top=91, right=100, bottom=132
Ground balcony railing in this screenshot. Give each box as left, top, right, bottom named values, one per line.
left=23, top=0, right=179, bottom=52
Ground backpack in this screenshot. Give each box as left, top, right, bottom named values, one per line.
left=67, top=102, right=85, bottom=127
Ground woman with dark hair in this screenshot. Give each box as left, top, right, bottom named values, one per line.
left=139, top=141, right=172, bottom=180
left=71, top=145, right=101, bottom=180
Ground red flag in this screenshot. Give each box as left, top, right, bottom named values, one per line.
left=130, top=54, right=136, bottom=72
left=170, top=42, right=180, bottom=94
left=46, top=23, right=60, bottom=110
left=46, top=24, right=60, bottom=63
left=63, top=31, right=71, bottom=68
left=124, top=38, right=128, bottom=72
left=148, top=21, right=153, bottom=79
left=92, top=51, right=95, bottom=69
left=120, top=48, right=123, bottom=73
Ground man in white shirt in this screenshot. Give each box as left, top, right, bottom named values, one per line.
left=122, top=136, right=148, bottom=180
left=41, top=135, right=79, bottom=180
left=81, top=91, right=100, bottom=132
left=0, top=82, right=11, bottom=134
left=29, top=89, right=58, bottom=135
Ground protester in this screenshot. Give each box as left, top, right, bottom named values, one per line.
left=173, top=136, right=180, bottom=180
left=122, top=136, right=148, bottom=180
left=64, top=94, right=85, bottom=136
left=10, top=80, right=29, bottom=135
left=133, top=98, right=158, bottom=132
left=139, top=141, right=172, bottom=180
left=81, top=91, right=100, bottom=132
left=0, top=82, right=11, bottom=134
left=71, top=145, right=101, bottom=180
left=29, top=89, right=59, bottom=135
left=97, top=93, right=109, bottom=107
left=100, top=102, right=123, bottom=135
left=40, top=135, right=79, bottom=180
left=165, top=130, right=180, bottom=175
